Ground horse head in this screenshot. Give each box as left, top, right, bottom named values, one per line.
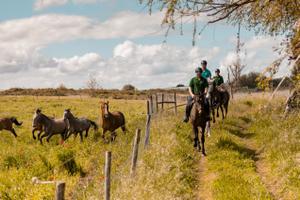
left=193, top=95, right=205, bottom=115
left=100, top=100, right=110, bottom=119
left=63, top=109, right=74, bottom=120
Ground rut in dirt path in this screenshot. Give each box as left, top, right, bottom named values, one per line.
left=233, top=116, right=280, bottom=200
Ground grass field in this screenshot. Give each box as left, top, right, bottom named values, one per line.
left=0, top=94, right=299, bottom=199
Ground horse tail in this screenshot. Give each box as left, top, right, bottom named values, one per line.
left=11, top=117, right=22, bottom=126
left=88, top=120, right=98, bottom=131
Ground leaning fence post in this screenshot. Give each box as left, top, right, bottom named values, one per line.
left=55, top=181, right=65, bottom=200
left=104, top=151, right=112, bottom=200
left=144, top=100, right=152, bottom=148
left=131, top=129, right=141, bottom=175
left=149, top=95, right=154, bottom=114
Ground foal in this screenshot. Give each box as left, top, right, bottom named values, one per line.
left=0, top=117, right=22, bottom=137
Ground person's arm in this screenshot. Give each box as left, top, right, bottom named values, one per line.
left=189, top=78, right=194, bottom=98
left=189, top=87, right=194, bottom=98
left=220, top=76, right=224, bottom=84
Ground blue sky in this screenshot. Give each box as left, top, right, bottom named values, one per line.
left=0, top=0, right=284, bottom=89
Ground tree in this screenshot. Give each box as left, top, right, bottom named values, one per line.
left=141, top=0, right=300, bottom=83
left=86, top=75, right=100, bottom=97
left=122, top=84, right=136, bottom=91
left=239, top=72, right=260, bottom=89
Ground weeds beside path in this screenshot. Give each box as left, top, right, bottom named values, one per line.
left=197, top=96, right=300, bottom=200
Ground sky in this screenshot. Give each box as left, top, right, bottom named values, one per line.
left=0, top=0, right=288, bottom=89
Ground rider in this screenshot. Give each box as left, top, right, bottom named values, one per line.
left=213, top=69, right=224, bottom=86
left=212, top=69, right=224, bottom=106
left=183, top=66, right=209, bottom=123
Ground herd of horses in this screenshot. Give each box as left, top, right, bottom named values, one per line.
left=0, top=101, right=126, bottom=144
left=0, top=83, right=229, bottom=156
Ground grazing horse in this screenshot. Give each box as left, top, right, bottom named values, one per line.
left=190, top=95, right=208, bottom=156
left=208, top=83, right=230, bottom=123
left=0, top=117, right=22, bottom=137
left=100, top=101, right=126, bottom=142
left=32, top=109, right=67, bottom=144
left=63, top=109, right=98, bottom=142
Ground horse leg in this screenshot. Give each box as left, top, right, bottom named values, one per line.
left=220, top=105, right=225, bottom=119
left=121, top=125, right=126, bottom=134
left=102, top=129, right=107, bottom=139
left=46, top=133, right=54, bottom=143
left=10, top=128, right=18, bottom=138
left=216, top=106, right=220, bottom=117
left=37, top=131, right=43, bottom=140
left=39, top=133, right=48, bottom=145
left=212, top=107, right=216, bottom=123
left=111, top=132, right=117, bottom=142
left=32, top=128, right=37, bottom=140
left=201, top=126, right=206, bottom=156
left=79, top=132, right=83, bottom=142
left=193, top=126, right=200, bottom=151
left=85, top=128, right=90, bottom=138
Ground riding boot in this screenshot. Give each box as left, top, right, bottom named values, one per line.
left=183, top=96, right=193, bottom=123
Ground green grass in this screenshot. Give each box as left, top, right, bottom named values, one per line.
left=0, top=94, right=299, bottom=199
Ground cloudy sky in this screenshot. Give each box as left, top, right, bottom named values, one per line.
left=0, top=0, right=288, bottom=89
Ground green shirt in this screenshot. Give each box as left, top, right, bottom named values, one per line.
left=202, top=69, right=212, bottom=79
left=189, top=77, right=208, bottom=95
left=213, top=75, right=224, bottom=86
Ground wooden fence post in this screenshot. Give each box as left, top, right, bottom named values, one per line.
left=161, top=94, right=164, bottom=110
left=155, top=94, right=158, bottom=113
left=174, top=92, right=177, bottom=114
left=131, top=129, right=141, bottom=175
left=149, top=95, right=153, bottom=114
left=144, top=100, right=152, bottom=148
left=55, top=181, right=65, bottom=200
left=104, top=151, right=112, bottom=200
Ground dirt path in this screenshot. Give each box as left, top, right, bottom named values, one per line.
left=197, top=156, right=214, bottom=200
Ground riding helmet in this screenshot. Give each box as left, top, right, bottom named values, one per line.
left=201, top=60, right=207, bottom=65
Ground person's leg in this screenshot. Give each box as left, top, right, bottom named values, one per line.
left=183, top=96, right=193, bottom=122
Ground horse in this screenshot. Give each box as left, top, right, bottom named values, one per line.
left=63, top=109, right=98, bottom=142
left=208, top=83, right=230, bottom=123
left=0, top=117, right=22, bottom=137
left=32, top=109, right=67, bottom=144
left=190, top=95, right=208, bottom=156
left=100, top=101, right=126, bottom=142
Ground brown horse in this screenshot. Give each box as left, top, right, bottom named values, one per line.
left=209, top=83, right=230, bottom=123
left=190, top=95, right=208, bottom=156
left=100, top=101, right=126, bottom=142
left=0, top=117, right=23, bottom=137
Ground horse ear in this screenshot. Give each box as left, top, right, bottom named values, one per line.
left=36, top=108, right=41, bottom=114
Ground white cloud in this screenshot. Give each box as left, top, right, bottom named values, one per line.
left=0, top=41, right=220, bottom=89
left=219, top=35, right=286, bottom=78
left=34, top=0, right=98, bottom=10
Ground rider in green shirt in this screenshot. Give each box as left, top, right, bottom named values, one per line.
left=213, top=69, right=224, bottom=86
left=183, top=65, right=209, bottom=123
left=201, top=60, right=212, bottom=80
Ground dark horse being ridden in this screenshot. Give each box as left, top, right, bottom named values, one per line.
left=100, top=101, right=126, bottom=142
left=63, top=109, right=98, bottom=142
left=32, top=109, right=67, bottom=144
left=190, top=95, right=209, bottom=156
left=0, top=117, right=22, bottom=137
left=208, top=83, right=230, bottom=123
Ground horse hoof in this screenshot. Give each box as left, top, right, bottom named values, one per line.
left=202, top=152, right=207, bottom=156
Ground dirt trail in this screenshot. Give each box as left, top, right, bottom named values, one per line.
left=197, top=157, right=214, bottom=200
